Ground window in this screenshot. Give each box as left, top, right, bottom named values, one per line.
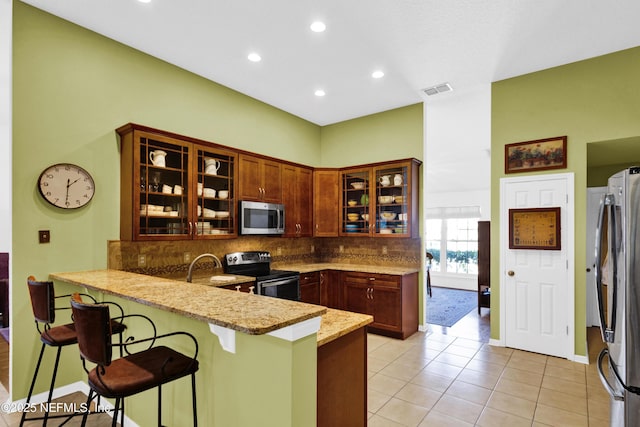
left=426, top=208, right=480, bottom=275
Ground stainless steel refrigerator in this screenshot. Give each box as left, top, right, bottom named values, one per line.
left=595, top=166, right=640, bottom=426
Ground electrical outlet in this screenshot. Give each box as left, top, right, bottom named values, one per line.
left=382, top=246, right=388, bottom=255
left=310, top=245, right=315, bottom=253
left=38, top=230, right=50, bottom=244
left=339, top=245, right=344, bottom=253
left=138, top=254, right=147, bottom=267
left=183, top=252, right=191, bottom=263
left=277, top=247, right=282, bottom=255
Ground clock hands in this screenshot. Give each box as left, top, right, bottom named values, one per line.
left=65, top=178, right=70, bottom=205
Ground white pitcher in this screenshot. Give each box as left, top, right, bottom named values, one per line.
left=379, top=175, right=391, bottom=186
left=205, top=158, right=220, bottom=175
left=149, top=150, right=167, bottom=167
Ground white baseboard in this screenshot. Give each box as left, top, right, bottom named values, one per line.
left=7, top=381, right=138, bottom=426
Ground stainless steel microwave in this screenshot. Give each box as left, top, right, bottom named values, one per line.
left=238, top=201, right=285, bottom=235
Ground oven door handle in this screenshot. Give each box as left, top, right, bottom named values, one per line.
left=259, top=277, right=299, bottom=287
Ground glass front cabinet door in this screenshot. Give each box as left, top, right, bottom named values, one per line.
left=118, top=124, right=237, bottom=240
left=340, top=159, right=420, bottom=237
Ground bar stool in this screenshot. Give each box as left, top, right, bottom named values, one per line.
left=20, top=277, right=126, bottom=427
left=71, top=293, right=199, bottom=427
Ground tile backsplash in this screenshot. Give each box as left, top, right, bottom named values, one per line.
left=108, top=236, right=421, bottom=276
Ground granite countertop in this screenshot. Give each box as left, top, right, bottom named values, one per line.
left=276, top=262, right=420, bottom=276
left=50, top=269, right=326, bottom=336
left=50, top=269, right=372, bottom=346
left=317, top=308, right=372, bottom=346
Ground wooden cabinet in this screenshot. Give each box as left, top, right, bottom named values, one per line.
left=342, top=271, right=418, bottom=339
left=477, top=220, right=490, bottom=313
left=299, top=271, right=320, bottom=304
left=313, top=169, right=340, bottom=237
left=118, top=124, right=237, bottom=241
left=317, top=327, right=367, bottom=427
left=238, top=154, right=282, bottom=203
left=282, top=165, right=313, bottom=237
left=340, top=159, right=420, bottom=238
left=320, top=270, right=342, bottom=309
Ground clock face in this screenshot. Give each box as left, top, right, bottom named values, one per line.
left=38, top=163, right=95, bottom=209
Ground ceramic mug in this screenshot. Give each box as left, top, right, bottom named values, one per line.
left=149, top=150, right=167, bottom=167
left=218, top=190, right=229, bottom=199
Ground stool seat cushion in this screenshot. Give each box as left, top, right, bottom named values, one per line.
left=39, top=320, right=126, bottom=347
left=40, top=323, right=76, bottom=346
left=88, top=345, right=199, bottom=398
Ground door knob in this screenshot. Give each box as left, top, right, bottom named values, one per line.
left=507, top=270, right=515, bottom=276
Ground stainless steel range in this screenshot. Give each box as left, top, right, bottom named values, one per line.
left=223, top=251, right=300, bottom=301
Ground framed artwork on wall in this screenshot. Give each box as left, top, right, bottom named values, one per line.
left=505, top=136, right=567, bottom=174
left=509, top=207, right=561, bottom=250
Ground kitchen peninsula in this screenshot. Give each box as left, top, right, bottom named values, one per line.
left=50, top=269, right=372, bottom=427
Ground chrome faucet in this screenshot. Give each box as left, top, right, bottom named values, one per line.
left=186, top=253, right=222, bottom=282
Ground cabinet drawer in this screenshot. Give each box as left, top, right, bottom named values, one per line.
left=342, top=271, right=400, bottom=289
left=300, top=271, right=320, bottom=285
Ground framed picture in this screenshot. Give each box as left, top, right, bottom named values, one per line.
left=505, top=136, right=567, bottom=174
left=509, top=207, right=561, bottom=250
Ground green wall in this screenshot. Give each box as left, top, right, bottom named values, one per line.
left=320, top=103, right=424, bottom=167
left=491, top=46, right=640, bottom=356
left=11, top=2, right=424, bottom=423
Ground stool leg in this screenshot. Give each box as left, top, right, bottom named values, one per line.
left=81, top=389, right=93, bottom=426
left=191, top=373, right=198, bottom=427
left=19, top=343, right=46, bottom=427
left=157, top=384, right=162, bottom=427
left=42, top=346, right=63, bottom=425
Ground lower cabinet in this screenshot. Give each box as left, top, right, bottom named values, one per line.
left=299, top=271, right=320, bottom=304
left=317, top=326, right=367, bottom=427
left=342, top=271, right=418, bottom=339
left=320, top=270, right=342, bottom=309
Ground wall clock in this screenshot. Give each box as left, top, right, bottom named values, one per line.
left=37, top=163, right=95, bottom=209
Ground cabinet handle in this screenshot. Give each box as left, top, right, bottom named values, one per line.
left=369, top=277, right=375, bottom=281
left=188, top=221, right=193, bottom=236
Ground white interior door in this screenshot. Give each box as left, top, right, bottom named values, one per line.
left=500, top=174, right=574, bottom=359
left=586, top=187, right=606, bottom=327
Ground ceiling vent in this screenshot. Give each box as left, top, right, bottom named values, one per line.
left=422, top=83, right=453, bottom=96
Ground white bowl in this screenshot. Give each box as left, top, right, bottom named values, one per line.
left=202, top=208, right=216, bottom=218
left=378, top=196, right=394, bottom=204
left=361, top=214, right=369, bottom=221
left=216, top=211, right=230, bottom=218
left=380, top=229, right=393, bottom=234
left=203, top=188, right=216, bottom=198
left=218, top=190, right=229, bottom=199
left=380, top=212, right=397, bottom=220
left=350, top=182, right=365, bottom=189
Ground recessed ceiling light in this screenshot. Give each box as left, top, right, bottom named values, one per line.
left=372, top=70, right=385, bottom=79
left=247, top=53, right=262, bottom=62
left=138, top=0, right=152, bottom=3
left=314, top=89, right=326, bottom=97
left=310, top=21, right=326, bottom=33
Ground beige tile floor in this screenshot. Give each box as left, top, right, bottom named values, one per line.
left=367, top=326, right=610, bottom=427
left=0, top=323, right=610, bottom=426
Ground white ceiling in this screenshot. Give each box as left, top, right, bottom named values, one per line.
left=20, top=0, right=640, bottom=126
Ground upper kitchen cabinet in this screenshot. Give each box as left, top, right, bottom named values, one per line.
left=340, top=159, right=421, bottom=238
left=282, top=164, right=313, bottom=237
left=313, top=169, right=340, bottom=237
left=238, top=154, right=282, bottom=203
left=118, top=124, right=237, bottom=240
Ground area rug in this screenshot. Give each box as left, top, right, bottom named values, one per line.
left=426, top=287, right=477, bottom=327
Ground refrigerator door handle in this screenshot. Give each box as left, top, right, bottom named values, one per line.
left=597, top=348, right=625, bottom=401
left=595, top=193, right=617, bottom=343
